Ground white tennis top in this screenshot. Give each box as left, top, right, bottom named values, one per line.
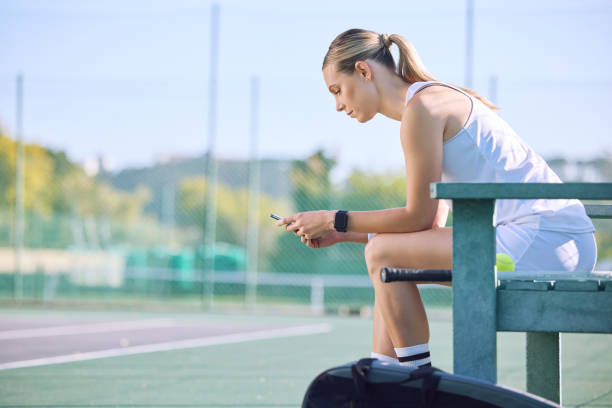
left=405, top=81, right=594, bottom=233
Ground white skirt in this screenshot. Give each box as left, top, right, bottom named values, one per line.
left=496, top=224, right=597, bottom=273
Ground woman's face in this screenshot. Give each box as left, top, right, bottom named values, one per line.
left=323, top=62, right=378, bottom=123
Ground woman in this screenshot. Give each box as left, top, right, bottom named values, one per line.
left=275, top=29, right=596, bottom=368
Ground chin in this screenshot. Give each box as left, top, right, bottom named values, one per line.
left=357, top=112, right=376, bottom=123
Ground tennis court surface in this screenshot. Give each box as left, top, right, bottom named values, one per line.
left=0, top=306, right=610, bottom=407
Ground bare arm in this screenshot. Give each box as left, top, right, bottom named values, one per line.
left=432, top=199, right=450, bottom=229
left=349, top=99, right=444, bottom=232
left=301, top=230, right=368, bottom=249
left=336, top=231, right=369, bottom=244
left=280, top=97, right=445, bottom=238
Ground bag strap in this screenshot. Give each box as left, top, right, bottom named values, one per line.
left=405, top=366, right=441, bottom=408
left=351, top=358, right=376, bottom=408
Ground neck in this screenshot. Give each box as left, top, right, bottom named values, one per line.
left=377, top=75, right=412, bottom=121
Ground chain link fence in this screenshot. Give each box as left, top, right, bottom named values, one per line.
left=0, top=135, right=454, bottom=312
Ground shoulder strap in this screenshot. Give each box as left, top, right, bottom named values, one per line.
left=404, top=366, right=442, bottom=408
left=406, top=81, right=473, bottom=105
left=351, top=358, right=375, bottom=405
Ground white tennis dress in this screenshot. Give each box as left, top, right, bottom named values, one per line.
left=405, top=81, right=597, bottom=273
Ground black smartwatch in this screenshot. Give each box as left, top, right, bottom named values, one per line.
left=334, top=210, right=349, bottom=232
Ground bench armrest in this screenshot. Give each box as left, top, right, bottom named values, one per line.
left=430, top=182, right=612, bottom=200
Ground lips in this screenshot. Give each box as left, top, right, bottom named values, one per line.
left=347, top=110, right=354, bottom=117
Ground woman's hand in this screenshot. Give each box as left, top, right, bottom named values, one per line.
left=275, top=210, right=335, bottom=240
left=301, top=230, right=341, bottom=249
left=431, top=200, right=449, bottom=229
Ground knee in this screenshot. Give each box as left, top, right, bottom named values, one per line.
left=364, top=234, right=389, bottom=274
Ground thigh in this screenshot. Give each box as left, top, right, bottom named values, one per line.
left=366, top=227, right=452, bottom=270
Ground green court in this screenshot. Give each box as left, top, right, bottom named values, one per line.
left=0, top=306, right=610, bottom=407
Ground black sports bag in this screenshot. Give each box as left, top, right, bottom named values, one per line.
left=302, top=358, right=559, bottom=408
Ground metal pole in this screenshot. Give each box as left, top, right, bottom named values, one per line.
left=465, top=0, right=474, bottom=89
left=14, top=73, right=24, bottom=301
left=162, top=183, right=175, bottom=245
left=203, top=3, right=220, bottom=309
left=246, top=76, right=260, bottom=308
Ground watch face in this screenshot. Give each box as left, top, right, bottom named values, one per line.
left=335, top=210, right=348, bottom=231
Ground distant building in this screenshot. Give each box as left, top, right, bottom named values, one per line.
left=547, top=155, right=612, bottom=182
left=98, top=153, right=293, bottom=220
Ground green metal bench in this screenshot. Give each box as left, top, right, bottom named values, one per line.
left=382, top=182, right=612, bottom=405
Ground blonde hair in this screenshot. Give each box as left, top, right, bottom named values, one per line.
left=323, top=29, right=499, bottom=111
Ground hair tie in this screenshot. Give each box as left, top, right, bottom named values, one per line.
left=379, top=33, right=392, bottom=49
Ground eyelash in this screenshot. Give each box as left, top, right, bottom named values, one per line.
left=334, top=89, right=341, bottom=95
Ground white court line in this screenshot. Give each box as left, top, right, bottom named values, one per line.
left=0, top=323, right=333, bottom=371
left=0, top=319, right=177, bottom=340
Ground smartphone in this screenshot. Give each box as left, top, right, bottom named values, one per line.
left=270, top=213, right=293, bottom=226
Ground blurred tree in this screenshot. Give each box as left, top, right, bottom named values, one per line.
left=269, top=150, right=337, bottom=274
left=0, top=135, right=15, bottom=208
left=0, top=134, right=55, bottom=215
left=176, top=176, right=289, bottom=250
left=340, top=170, right=405, bottom=211
left=291, top=150, right=335, bottom=212
left=594, top=219, right=612, bottom=259
left=0, top=131, right=152, bottom=248
left=177, top=177, right=247, bottom=246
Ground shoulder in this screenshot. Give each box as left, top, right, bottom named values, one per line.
left=404, top=85, right=456, bottom=118
left=401, top=87, right=447, bottom=137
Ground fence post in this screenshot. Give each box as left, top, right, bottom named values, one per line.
left=311, top=277, right=324, bottom=315
left=246, top=76, right=260, bottom=308
left=14, top=73, right=25, bottom=301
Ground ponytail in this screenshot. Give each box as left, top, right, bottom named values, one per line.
left=387, top=33, right=436, bottom=84
left=324, top=29, right=499, bottom=112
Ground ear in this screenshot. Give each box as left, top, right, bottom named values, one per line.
left=354, top=61, right=372, bottom=81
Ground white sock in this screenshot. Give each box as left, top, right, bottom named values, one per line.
left=370, top=352, right=399, bottom=364
left=394, top=344, right=431, bottom=368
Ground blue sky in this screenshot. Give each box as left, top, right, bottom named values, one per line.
left=1, top=0, right=611, bottom=181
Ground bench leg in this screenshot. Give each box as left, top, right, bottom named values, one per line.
left=526, top=332, right=561, bottom=404
left=452, top=199, right=497, bottom=383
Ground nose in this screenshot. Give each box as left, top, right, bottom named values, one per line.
left=336, top=101, right=345, bottom=112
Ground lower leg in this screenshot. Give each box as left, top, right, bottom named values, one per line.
left=370, top=264, right=432, bottom=368
left=368, top=260, right=433, bottom=368
left=371, top=272, right=429, bottom=348
left=371, top=298, right=397, bottom=363
left=363, top=229, right=451, bottom=367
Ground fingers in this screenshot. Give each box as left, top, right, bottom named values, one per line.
left=286, top=223, right=300, bottom=234
left=280, top=221, right=319, bottom=248
left=304, top=238, right=320, bottom=249
left=274, top=213, right=319, bottom=248
left=286, top=224, right=313, bottom=238
left=275, top=216, right=295, bottom=227
left=276, top=217, right=301, bottom=235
